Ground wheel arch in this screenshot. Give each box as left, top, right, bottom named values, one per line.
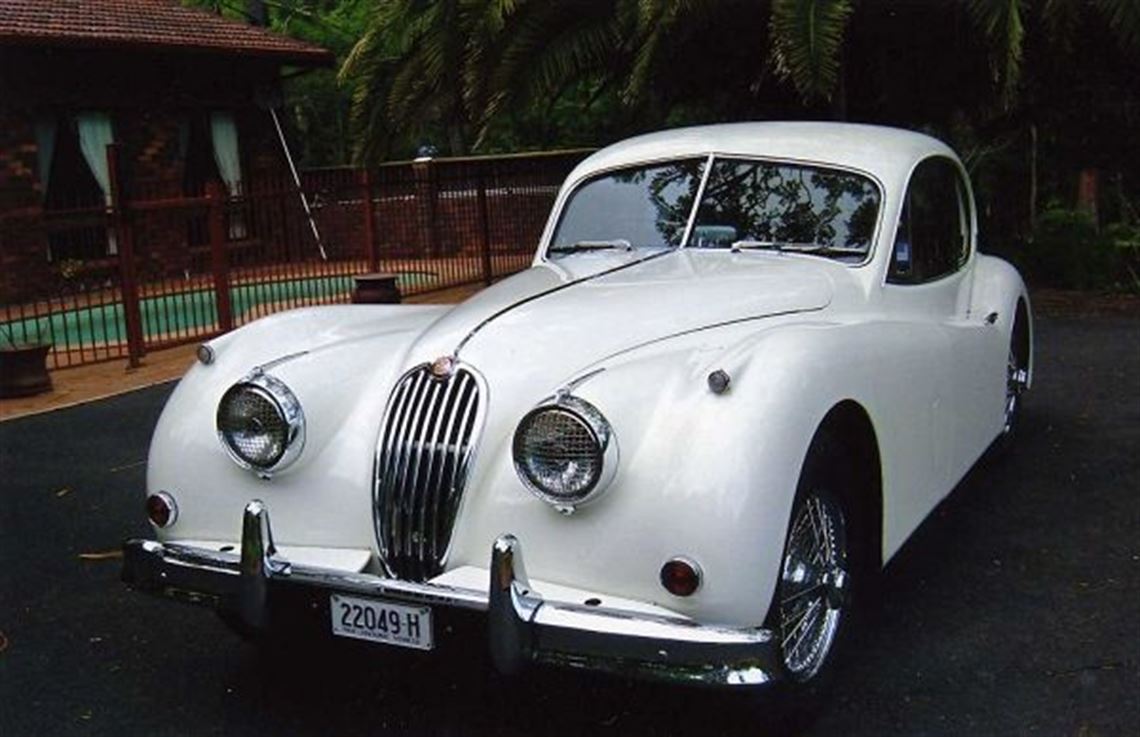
left=812, top=400, right=885, bottom=571
left=1014, top=295, right=1033, bottom=387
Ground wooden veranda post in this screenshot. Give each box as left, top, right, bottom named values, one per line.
left=360, top=168, right=380, bottom=272
left=106, top=143, right=145, bottom=368
left=206, top=181, right=234, bottom=333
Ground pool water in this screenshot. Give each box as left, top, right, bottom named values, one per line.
left=3, top=274, right=421, bottom=347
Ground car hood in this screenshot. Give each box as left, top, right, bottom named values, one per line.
left=409, top=249, right=834, bottom=383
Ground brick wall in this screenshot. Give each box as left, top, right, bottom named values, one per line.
left=0, top=46, right=299, bottom=301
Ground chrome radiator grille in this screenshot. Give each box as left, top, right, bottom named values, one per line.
left=373, top=364, right=484, bottom=581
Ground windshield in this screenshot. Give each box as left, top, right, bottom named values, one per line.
left=549, top=158, right=705, bottom=253
left=547, top=156, right=880, bottom=263
left=688, top=158, right=880, bottom=260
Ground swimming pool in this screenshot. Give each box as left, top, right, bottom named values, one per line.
left=3, top=273, right=424, bottom=347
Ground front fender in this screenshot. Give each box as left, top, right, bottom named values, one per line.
left=447, top=317, right=870, bottom=628
left=146, top=304, right=448, bottom=548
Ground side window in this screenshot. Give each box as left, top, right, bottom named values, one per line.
left=888, top=157, right=969, bottom=283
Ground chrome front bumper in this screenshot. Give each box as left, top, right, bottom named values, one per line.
left=122, top=500, right=780, bottom=687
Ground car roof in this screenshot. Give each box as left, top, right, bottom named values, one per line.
left=571, top=122, right=957, bottom=184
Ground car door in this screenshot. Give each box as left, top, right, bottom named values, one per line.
left=878, top=156, right=979, bottom=530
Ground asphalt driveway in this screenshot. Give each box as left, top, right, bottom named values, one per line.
left=1, top=314, right=1137, bottom=737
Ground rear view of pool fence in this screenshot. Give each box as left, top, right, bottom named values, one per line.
left=0, top=147, right=589, bottom=370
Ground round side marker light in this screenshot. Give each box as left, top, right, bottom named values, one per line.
left=146, top=492, right=178, bottom=529
left=707, top=369, right=731, bottom=394
left=660, top=557, right=702, bottom=597
left=197, top=343, right=216, bottom=365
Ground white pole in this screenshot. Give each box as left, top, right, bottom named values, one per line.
left=269, top=107, right=328, bottom=261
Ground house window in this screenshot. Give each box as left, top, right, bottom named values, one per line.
left=182, top=111, right=248, bottom=242
left=39, top=112, right=117, bottom=261
left=183, top=115, right=223, bottom=198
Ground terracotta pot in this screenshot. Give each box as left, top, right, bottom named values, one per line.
left=0, top=343, right=53, bottom=398
left=352, top=273, right=402, bottom=304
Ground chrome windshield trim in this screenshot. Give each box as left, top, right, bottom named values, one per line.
left=678, top=153, right=715, bottom=249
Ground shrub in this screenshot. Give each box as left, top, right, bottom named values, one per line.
left=1028, top=206, right=1121, bottom=290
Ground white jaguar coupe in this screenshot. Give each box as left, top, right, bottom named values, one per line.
left=123, top=122, right=1032, bottom=698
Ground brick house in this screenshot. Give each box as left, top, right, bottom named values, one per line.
left=0, top=0, right=332, bottom=302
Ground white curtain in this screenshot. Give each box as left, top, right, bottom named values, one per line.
left=210, top=111, right=247, bottom=238
left=34, top=117, right=57, bottom=199
left=210, top=112, right=243, bottom=196
left=76, top=112, right=114, bottom=206
left=76, top=111, right=118, bottom=255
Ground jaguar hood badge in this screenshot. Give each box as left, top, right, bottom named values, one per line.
left=430, top=355, right=456, bottom=379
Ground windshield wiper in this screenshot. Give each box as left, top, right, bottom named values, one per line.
left=549, top=239, right=634, bottom=254
left=729, top=239, right=816, bottom=252
left=729, top=240, right=865, bottom=256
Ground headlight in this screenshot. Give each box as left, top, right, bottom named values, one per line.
left=216, top=372, right=305, bottom=476
left=512, top=396, right=618, bottom=512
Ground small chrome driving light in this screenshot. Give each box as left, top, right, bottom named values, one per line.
left=146, top=491, right=178, bottom=528
left=660, top=557, right=702, bottom=597
left=216, top=372, right=305, bottom=476
left=512, top=395, right=618, bottom=512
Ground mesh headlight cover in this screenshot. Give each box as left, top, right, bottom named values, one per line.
left=513, top=397, right=614, bottom=507
left=216, top=375, right=303, bottom=473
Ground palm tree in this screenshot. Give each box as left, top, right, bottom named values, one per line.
left=965, top=0, right=1139, bottom=109
left=341, top=0, right=629, bottom=160
left=341, top=0, right=1139, bottom=162
left=341, top=0, right=476, bottom=160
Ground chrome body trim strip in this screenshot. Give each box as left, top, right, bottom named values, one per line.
left=122, top=501, right=780, bottom=689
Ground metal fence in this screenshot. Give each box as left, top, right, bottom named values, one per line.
left=0, top=148, right=589, bottom=370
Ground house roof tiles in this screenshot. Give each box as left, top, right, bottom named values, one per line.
left=0, top=0, right=333, bottom=65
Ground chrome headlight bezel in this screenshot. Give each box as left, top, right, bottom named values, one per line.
left=216, top=371, right=305, bottom=477
left=512, top=395, right=618, bottom=512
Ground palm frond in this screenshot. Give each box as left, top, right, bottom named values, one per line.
left=965, top=0, right=1025, bottom=108
left=1091, top=0, right=1140, bottom=56
left=768, top=0, right=853, bottom=105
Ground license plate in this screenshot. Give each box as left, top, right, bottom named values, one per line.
left=329, top=594, right=433, bottom=651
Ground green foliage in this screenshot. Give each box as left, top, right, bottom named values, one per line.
left=966, top=0, right=1026, bottom=108
left=769, top=0, right=853, bottom=105
left=1105, top=221, right=1140, bottom=293
left=1029, top=206, right=1120, bottom=290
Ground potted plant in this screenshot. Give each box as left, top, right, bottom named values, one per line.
left=0, top=321, right=53, bottom=398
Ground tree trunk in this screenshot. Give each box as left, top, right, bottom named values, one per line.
left=1028, top=123, right=1037, bottom=232
left=447, top=122, right=467, bottom=157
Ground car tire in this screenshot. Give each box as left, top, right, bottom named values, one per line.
left=765, top=433, right=869, bottom=722
left=996, top=308, right=1029, bottom=454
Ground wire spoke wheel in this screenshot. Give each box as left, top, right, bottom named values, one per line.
left=778, top=490, right=848, bottom=682
left=1003, top=344, right=1028, bottom=435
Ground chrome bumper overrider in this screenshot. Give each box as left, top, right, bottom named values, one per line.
left=121, top=500, right=779, bottom=687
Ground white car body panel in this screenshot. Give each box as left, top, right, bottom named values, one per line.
left=146, top=122, right=1032, bottom=630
